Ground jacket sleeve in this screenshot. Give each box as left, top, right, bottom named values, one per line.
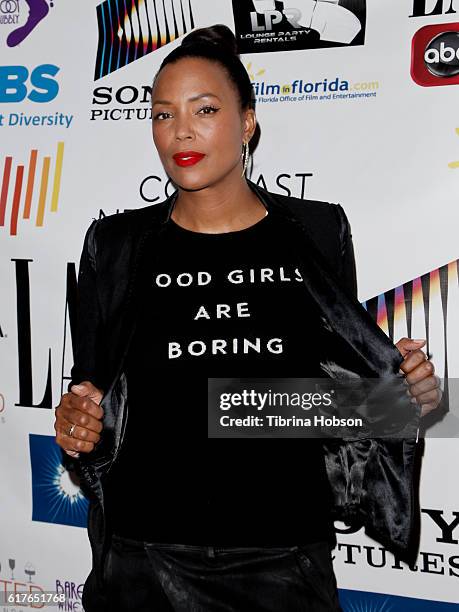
left=67, top=219, right=106, bottom=393
left=333, top=203, right=358, bottom=300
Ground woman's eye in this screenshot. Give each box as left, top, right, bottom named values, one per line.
left=153, top=106, right=219, bottom=121
left=153, top=111, right=171, bottom=121
left=198, top=105, right=219, bottom=115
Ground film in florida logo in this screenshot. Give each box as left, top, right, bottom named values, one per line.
left=232, top=0, right=366, bottom=54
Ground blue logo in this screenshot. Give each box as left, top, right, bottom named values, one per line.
left=339, top=589, right=458, bottom=611
left=29, top=434, right=89, bottom=528
left=0, top=65, right=59, bottom=103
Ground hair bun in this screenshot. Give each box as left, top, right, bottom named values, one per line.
left=181, top=24, right=239, bottom=57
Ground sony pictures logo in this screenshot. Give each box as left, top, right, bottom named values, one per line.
left=411, top=22, right=459, bottom=85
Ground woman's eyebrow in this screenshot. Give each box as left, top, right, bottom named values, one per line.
left=152, top=92, right=221, bottom=106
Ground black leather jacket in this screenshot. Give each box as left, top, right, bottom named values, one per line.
left=66, top=179, right=422, bottom=606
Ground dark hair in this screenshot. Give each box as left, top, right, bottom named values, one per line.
left=152, top=24, right=256, bottom=113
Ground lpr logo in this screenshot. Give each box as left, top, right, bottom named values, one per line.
left=411, top=22, right=459, bottom=86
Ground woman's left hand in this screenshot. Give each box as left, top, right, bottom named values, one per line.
left=396, top=337, right=442, bottom=417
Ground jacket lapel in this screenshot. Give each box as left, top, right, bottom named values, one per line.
left=247, top=182, right=406, bottom=373
left=86, top=190, right=180, bottom=470
left=111, top=190, right=180, bottom=382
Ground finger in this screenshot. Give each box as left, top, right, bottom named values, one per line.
left=55, top=427, right=89, bottom=453
left=61, top=411, right=103, bottom=437
left=420, top=402, right=438, bottom=417
left=396, top=338, right=426, bottom=357
left=400, top=349, right=427, bottom=375
left=403, top=353, right=433, bottom=381
left=58, top=393, right=103, bottom=421
left=70, top=382, right=104, bottom=405
left=409, top=388, right=441, bottom=406
left=59, top=416, right=102, bottom=443
left=70, top=384, right=89, bottom=395
left=65, top=450, right=80, bottom=458
left=58, top=432, right=96, bottom=454
left=70, top=395, right=104, bottom=419
left=406, top=373, right=439, bottom=397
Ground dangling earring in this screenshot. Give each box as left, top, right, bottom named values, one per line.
left=241, top=141, right=249, bottom=177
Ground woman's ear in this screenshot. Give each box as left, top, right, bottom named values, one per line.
left=243, top=108, right=257, bottom=143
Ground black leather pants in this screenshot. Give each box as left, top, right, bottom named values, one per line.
left=91, top=533, right=343, bottom=611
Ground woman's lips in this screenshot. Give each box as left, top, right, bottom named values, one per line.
left=172, top=151, right=206, bottom=167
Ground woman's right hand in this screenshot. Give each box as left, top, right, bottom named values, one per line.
left=54, top=381, right=104, bottom=458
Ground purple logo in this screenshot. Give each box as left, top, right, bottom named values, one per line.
left=5, top=0, right=51, bottom=47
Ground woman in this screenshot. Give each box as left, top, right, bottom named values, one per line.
left=54, top=24, right=441, bottom=612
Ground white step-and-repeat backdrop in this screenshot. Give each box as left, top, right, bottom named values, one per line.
left=1, top=1, right=458, bottom=610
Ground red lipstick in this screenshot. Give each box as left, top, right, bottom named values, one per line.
left=172, top=150, right=206, bottom=167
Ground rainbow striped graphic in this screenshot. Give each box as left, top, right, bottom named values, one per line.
left=0, top=142, right=64, bottom=236
left=95, top=0, right=196, bottom=80
left=362, top=259, right=459, bottom=410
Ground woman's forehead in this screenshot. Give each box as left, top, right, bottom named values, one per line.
left=152, top=57, right=233, bottom=98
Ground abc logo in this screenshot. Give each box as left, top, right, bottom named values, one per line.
left=411, top=22, right=459, bottom=87
left=424, top=32, right=459, bottom=76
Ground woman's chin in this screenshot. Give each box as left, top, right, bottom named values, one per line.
left=172, top=173, right=210, bottom=192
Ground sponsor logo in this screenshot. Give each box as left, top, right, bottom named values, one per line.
left=91, top=0, right=198, bottom=119
left=246, top=63, right=379, bottom=104
left=2, top=0, right=52, bottom=47
left=410, top=0, right=457, bottom=18
left=0, top=64, right=59, bottom=103
left=335, top=506, right=459, bottom=603
left=55, top=578, right=84, bottom=608
left=1, top=0, right=20, bottom=12
left=0, top=0, right=20, bottom=27
left=138, top=174, right=315, bottom=204
left=0, top=560, right=84, bottom=608
left=9, top=249, right=79, bottom=410
left=339, top=589, right=458, bottom=611
left=232, top=0, right=366, bottom=54
left=425, top=31, right=459, bottom=75
left=29, top=434, right=89, bottom=527
left=1, top=142, right=65, bottom=235
left=91, top=83, right=152, bottom=121
left=411, top=22, right=459, bottom=86
left=94, top=0, right=196, bottom=79
left=0, top=66, right=75, bottom=130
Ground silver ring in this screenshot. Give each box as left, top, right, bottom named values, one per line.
left=68, top=423, right=76, bottom=437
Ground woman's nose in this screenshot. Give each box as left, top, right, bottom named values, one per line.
left=174, top=115, right=194, bottom=141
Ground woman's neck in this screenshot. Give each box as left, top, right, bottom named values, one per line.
left=171, top=177, right=267, bottom=233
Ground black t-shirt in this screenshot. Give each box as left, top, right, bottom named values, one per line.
left=102, top=209, right=336, bottom=546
